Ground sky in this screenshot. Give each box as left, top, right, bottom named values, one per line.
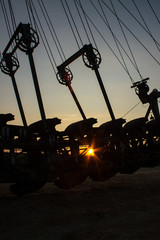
left=0, top=0, right=160, bottom=131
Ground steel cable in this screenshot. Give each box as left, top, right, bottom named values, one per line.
left=38, top=0, right=65, bottom=62
left=147, top=0, right=160, bottom=26
left=110, top=0, right=143, bottom=80
left=64, top=0, right=83, bottom=47
left=60, top=0, right=81, bottom=49
left=91, top=0, right=134, bottom=83
left=77, top=0, right=98, bottom=49
left=101, top=0, right=160, bottom=66
left=29, top=0, right=57, bottom=73
left=119, top=0, right=160, bottom=51
left=74, top=1, right=134, bottom=79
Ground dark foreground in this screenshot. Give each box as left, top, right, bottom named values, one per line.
left=0, top=167, right=160, bottom=240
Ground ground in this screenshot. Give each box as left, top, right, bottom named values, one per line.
left=0, top=167, right=160, bottom=240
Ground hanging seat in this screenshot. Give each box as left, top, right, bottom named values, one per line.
left=99, top=118, right=126, bottom=135
left=65, top=117, right=97, bottom=138
left=29, top=117, right=61, bottom=135
left=0, top=114, right=27, bottom=140
left=124, top=117, right=147, bottom=134
left=0, top=113, right=14, bottom=127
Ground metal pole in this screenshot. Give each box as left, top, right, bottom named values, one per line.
left=10, top=74, right=27, bottom=127
left=67, top=82, right=86, bottom=120
left=27, top=51, right=47, bottom=128
left=94, top=67, right=116, bottom=123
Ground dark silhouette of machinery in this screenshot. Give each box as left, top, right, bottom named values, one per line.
left=0, top=23, right=160, bottom=195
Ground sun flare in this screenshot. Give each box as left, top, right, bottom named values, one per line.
left=87, top=148, right=94, bottom=156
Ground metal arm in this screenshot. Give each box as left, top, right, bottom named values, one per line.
left=57, top=44, right=116, bottom=123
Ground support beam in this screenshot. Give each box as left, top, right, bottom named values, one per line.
left=3, top=23, right=23, bottom=56
left=57, top=45, right=87, bottom=70
left=67, top=82, right=86, bottom=120
left=11, top=74, right=27, bottom=127
left=94, top=67, right=115, bottom=123
left=27, top=51, right=47, bottom=128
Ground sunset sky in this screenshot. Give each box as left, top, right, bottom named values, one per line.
left=0, top=0, right=160, bottom=130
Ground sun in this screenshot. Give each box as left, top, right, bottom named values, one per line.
left=87, top=148, right=94, bottom=156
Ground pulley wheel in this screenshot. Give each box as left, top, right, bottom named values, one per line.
left=56, top=68, right=73, bottom=85
left=0, top=55, right=19, bottom=75
left=82, top=47, right=101, bottom=69
left=15, top=25, right=39, bottom=52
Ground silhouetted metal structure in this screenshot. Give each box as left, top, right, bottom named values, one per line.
left=1, top=53, right=27, bottom=127
left=0, top=23, right=160, bottom=195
